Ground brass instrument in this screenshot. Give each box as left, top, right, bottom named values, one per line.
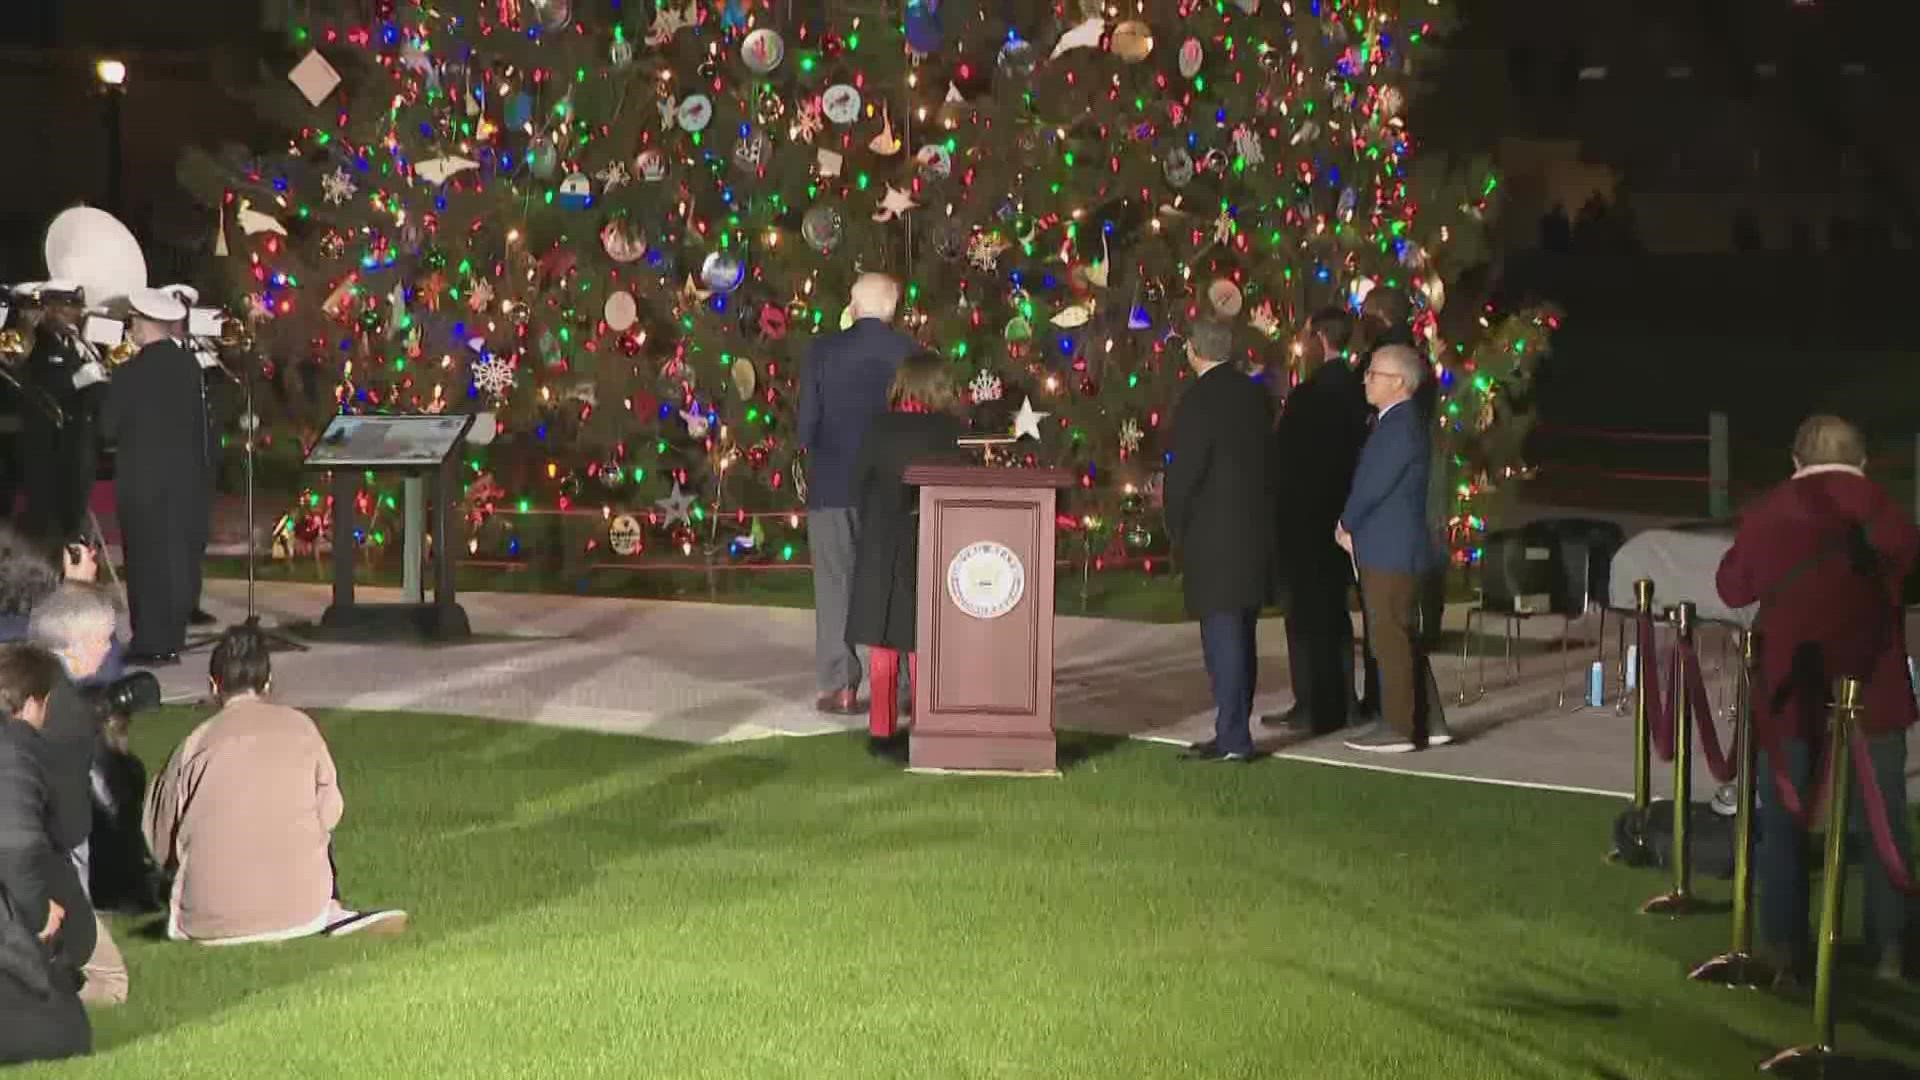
left=107, top=338, right=137, bottom=365
left=219, top=316, right=256, bottom=353
left=0, top=328, right=27, bottom=359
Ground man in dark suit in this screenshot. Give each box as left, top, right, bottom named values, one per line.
left=1165, top=321, right=1275, bottom=762
left=1337, top=344, right=1450, bottom=753
left=797, top=274, right=916, bottom=715
left=1265, top=307, right=1370, bottom=735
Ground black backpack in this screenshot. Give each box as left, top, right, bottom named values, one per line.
left=1610, top=800, right=1736, bottom=879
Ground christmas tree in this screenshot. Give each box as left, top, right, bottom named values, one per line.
left=178, top=0, right=1555, bottom=573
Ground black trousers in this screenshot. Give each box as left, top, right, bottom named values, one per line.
left=20, top=410, right=96, bottom=548
left=120, top=489, right=208, bottom=655
left=1283, top=547, right=1354, bottom=731
left=0, top=971, right=91, bottom=1064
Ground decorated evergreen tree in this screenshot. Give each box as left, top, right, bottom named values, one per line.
left=179, top=0, right=1554, bottom=573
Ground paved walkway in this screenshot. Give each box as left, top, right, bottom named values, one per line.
left=159, top=579, right=1920, bottom=800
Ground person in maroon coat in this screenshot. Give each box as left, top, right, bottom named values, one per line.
left=1715, top=415, right=1918, bottom=984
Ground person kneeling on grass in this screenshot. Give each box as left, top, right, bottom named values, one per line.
left=142, top=626, right=407, bottom=944
left=845, top=351, right=968, bottom=759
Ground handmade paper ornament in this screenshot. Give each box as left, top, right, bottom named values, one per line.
left=288, top=50, right=342, bottom=107
left=814, top=147, right=843, bottom=177
left=1111, top=21, right=1153, bottom=62
left=603, top=290, right=638, bottom=331
left=635, top=148, right=668, bottom=182
left=700, top=251, right=745, bottom=293
left=997, top=38, right=1038, bottom=81
left=1207, top=277, right=1244, bottom=317
left=1178, top=37, right=1203, bottom=79
left=608, top=514, right=643, bottom=557
left=867, top=108, right=902, bottom=156
left=821, top=84, right=861, bottom=125
left=1163, top=147, right=1195, bottom=187
left=524, top=0, right=572, bottom=30
left=872, top=186, right=917, bottom=223
left=416, top=156, right=479, bottom=185
left=645, top=2, right=697, bottom=46
left=742, top=27, right=785, bottom=73
left=801, top=204, right=844, bottom=253
left=1050, top=302, right=1093, bottom=329
left=1050, top=17, right=1104, bottom=60
left=676, top=95, right=714, bottom=133
left=913, top=143, right=952, bottom=181
left=557, top=172, right=593, bottom=210
left=731, top=357, right=757, bottom=399
left=733, top=129, right=771, bottom=171
left=904, top=0, right=942, bottom=54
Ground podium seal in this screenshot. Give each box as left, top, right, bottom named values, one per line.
left=946, top=541, right=1025, bottom=620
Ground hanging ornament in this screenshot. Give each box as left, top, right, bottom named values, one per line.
left=321, top=166, right=357, bottom=205
left=1111, top=21, right=1153, bottom=62
left=655, top=483, right=696, bottom=526
left=1163, top=148, right=1195, bottom=187
left=932, top=224, right=966, bottom=261
left=968, top=370, right=1004, bottom=404
left=1050, top=18, right=1104, bottom=60
left=678, top=407, right=711, bottom=440
left=608, top=514, right=644, bottom=557
left=1249, top=300, right=1281, bottom=338
left=914, top=143, right=953, bottom=181
left=676, top=95, right=714, bottom=133
left=1051, top=302, right=1094, bottom=329
left=416, top=156, right=480, bottom=185
left=997, top=37, right=1038, bottom=81
left=635, top=148, right=668, bottom=182
left=867, top=107, right=902, bottom=156
left=1231, top=0, right=1261, bottom=12
left=742, top=27, right=785, bottom=73
left=530, top=140, right=560, bottom=180
left=801, top=204, right=844, bottom=253
left=904, top=0, right=943, bottom=54
left=872, top=185, right=917, bottom=223
left=1232, top=125, right=1264, bottom=167
left=731, top=357, right=757, bottom=399
left=700, top=251, right=745, bottom=293
left=1178, top=38, right=1204, bottom=79
left=604, top=291, right=638, bottom=331
left=1118, top=418, right=1144, bottom=455
left=1337, top=186, right=1358, bottom=219
left=646, top=2, right=697, bottom=47
left=1419, top=275, right=1447, bottom=313
left=967, top=230, right=1009, bottom=271
left=755, top=85, right=788, bottom=127
left=821, top=84, right=861, bottom=126
left=790, top=97, right=825, bottom=142
left=472, top=355, right=516, bottom=400
left=1004, top=315, right=1033, bottom=342
left=319, top=230, right=347, bottom=260
left=611, top=34, right=636, bottom=68
left=756, top=303, right=789, bottom=340
left=599, top=218, right=644, bottom=262
left=733, top=129, right=772, bottom=171
left=1207, top=278, right=1244, bottom=317
left=596, top=161, right=631, bottom=190
left=523, top=0, right=572, bottom=31
left=815, top=147, right=844, bottom=177
left=1290, top=119, right=1321, bottom=146
left=557, top=172, right=593, bottom=210
left=1011, top=396, right=1050, bottom=441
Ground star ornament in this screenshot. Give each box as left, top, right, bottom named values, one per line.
left=656, top=483, right=696, bottom=527
left=872, top=185, right=917, bottom=223
left=1012, top=396, right=1050, bottom=441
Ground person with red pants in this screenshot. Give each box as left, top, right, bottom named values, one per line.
left=844, top=352, right=967, bottom=759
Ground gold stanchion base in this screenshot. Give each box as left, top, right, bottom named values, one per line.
left=1640, top=890, right=1708, bottom=916
left=1687, top=951, right=1773, bottom=988
left=1759, top=1044, right=1831, bottom=1076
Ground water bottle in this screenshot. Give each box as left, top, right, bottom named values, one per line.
left=1587, top=661, right=1605, bottom=708
left=1624, top=644, right=1639, bottom=692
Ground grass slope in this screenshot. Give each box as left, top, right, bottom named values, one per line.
left=33, top=709, right=1920, bottom=1078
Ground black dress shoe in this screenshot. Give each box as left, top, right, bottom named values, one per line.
left=125, top=651, right=181, bottom=668
left=189, top=609, right=218, bottom=626
left=1181, top=740, right=1253, bottom=762
left=866, top=733, right=909, bottom=762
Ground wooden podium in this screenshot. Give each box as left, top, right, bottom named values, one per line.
left=904, top=464, right=1074, bottom=774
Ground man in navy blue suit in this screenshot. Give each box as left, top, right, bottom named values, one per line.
left=1336, top=344, right=1451, bottom=753
left=1165, top=321, right=1275, bottom=762
left=797, top=275, right=916, bottom=715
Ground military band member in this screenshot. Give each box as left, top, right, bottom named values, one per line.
left=19, top=282, right=107, bottom=550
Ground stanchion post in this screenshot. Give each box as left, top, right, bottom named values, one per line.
left=1761, top=677, right=1861, bottom=1074
left=1644, top=602, right=1702, bottom=915
left=1632, top=578, right=1655, bottom=813
left=1690, top=629, right=1770, bottom=985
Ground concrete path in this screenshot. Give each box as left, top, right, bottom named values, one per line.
left=154, top=579, right=1920, bottom=800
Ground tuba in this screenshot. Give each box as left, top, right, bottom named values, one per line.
left=44, top=205, right=147, bottom=367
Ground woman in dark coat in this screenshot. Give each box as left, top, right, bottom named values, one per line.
left=845, top=352, right=968, bottom=754
left=1715, top=415, right=1918, bottom=985
left=0, top=643, right=93, bottom=1065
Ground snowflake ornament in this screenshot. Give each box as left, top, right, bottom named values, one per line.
left=1118, top=418, right=1144, bottom=455
left=322, top=167, right=357, bottom=206
left=1231, top=124, right=1264, bottom=167
left=790, top=97, right=825, bottom=143
left=472, top=355, right=515, bottom=400
left=596, top=161, right=631, bottom=191
left=968, top=369, right=1004, bottom=404
left=467, top=277, right=495, bottom=313
left=967, top=231, right=1010, bottom=272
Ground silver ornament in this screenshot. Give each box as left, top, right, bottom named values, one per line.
left=801, top=204, right=844, bottom=253
left=1163, top=147, right=1195, bottom=187
left=700, top=251, right=745, bottom=293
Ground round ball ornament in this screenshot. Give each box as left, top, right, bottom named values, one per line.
left=1112, top=21, right=1153, bottom=62
left=801, top=204, right=845, bottom=253
left=608, top=514, right=643, bottom=557
left=904, top=0, right=943, bottom=54
left=700, top=251, right=745, bottom=294
left=610, top=36, right=635, bottom=68
left=676, top=94, right=714, bottom=133
left=600, top=221, right=647, bottom=263
left=997, top=38, right=1038, bottom=81
left=1178, top=37, right=1204, bottom=79
left=731, top=357, right=757, bottom=400
left=822, top=84, right=862, bottom=126
left=1206, top=277, right=1244, bottom=317
left=530, top=141, right=560, bottom=180
left=604, top=290, right=639, bottom=331
left=1163, top=147, right=1195, bottom=187
left=914, top=143, right=953, bottom=181
left=742, top=28, right=786, bottom=73
left=524, top=0, right=572, bottom=31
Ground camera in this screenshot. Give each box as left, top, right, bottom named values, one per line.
left=81, top=671, right=162, bottom=726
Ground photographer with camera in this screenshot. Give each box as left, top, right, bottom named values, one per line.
left=0, top=643, right=93, bottom=1063
left=25, top=584, right=151, bottom=1007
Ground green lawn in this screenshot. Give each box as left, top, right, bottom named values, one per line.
left=35, top=708, right=1920, bottom=1078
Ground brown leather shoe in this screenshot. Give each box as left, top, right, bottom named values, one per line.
left=815, top=689, right=860, bottom=715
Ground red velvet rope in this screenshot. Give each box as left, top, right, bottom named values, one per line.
left=1633, top=610, right=1738, bottom=783
left=1638, top=615, right=1677, bottom=761
left=1682, top=641, right=1736, bottom=784
left=1847, top=724, right=1920, bottom=896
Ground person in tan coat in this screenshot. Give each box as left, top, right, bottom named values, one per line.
left=143, top=627, right=406, bottom=944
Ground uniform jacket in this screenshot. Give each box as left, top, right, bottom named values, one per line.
left=102, top=339, right=213, bottom=512
left=1341, top=401, right=1434, bottom=575
left=845, top=410, right=969, bottom=651
left=1715, top=467, right=1919, bottom=742
left=1272, top=358, right=1369, bottom=585
left=797, top=320, right=917, bottom=509
left=1165, top=364, right=1276, bottom=617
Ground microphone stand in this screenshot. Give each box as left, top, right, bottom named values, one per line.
left=183, top=345, right=306, bottom=654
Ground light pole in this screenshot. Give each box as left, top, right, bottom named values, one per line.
left=96, top=58, right=127, bottom=216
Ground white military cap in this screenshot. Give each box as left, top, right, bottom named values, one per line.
left=128, top=287, right=189, bottom=322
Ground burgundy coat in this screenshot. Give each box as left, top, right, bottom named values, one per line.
left=1716, top=468, right=1919, bottom=742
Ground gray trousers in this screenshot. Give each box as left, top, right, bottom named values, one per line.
left=809, top=508, right=865, bottom=695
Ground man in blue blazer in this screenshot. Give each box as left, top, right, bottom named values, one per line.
left=1336, top=344, right=1451, bottom=752
left=797, top=275, right=916, bottom=715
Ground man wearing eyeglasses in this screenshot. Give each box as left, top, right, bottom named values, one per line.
left=1336, top=345, right=1450, bottom=753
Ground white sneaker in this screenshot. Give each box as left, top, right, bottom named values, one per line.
left=324, top=909, right=409, bottom=937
